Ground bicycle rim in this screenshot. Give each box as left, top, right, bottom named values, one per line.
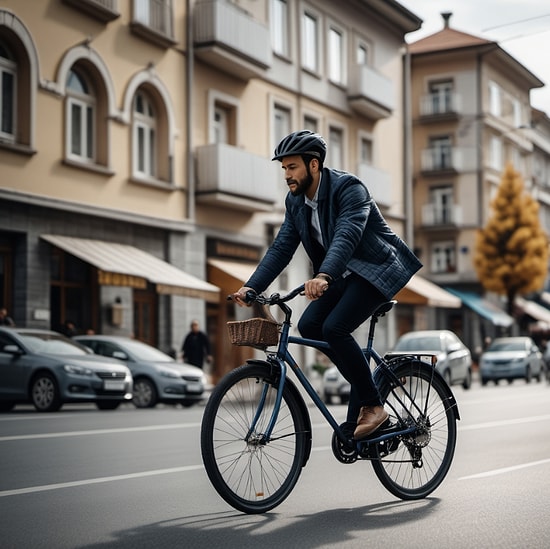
left=201, top=363, right=309, bottom=514
left=371, top=360, right=457, bottom=499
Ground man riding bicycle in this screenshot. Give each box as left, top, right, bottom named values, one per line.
left=233, top=130, right=422, bottom=440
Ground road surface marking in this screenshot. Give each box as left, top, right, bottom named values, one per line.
left=459, top=458, right=550, bottom=480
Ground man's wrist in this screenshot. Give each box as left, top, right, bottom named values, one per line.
left=315, top=273, right=332, bottom=285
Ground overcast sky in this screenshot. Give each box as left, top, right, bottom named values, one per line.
left=398, top=0, right=550, bottom=114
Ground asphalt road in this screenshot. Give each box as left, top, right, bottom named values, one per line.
left=1, top=376, right=550, bottom=549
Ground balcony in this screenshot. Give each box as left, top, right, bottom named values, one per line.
left=194, top=0, right=272, bottom=80
left=356, top=163, right=392, bottom=208
left=195, top=144, right=278, bottom=212
left=62, top=0, right=120, bottom=22
left=421, top=204, right=463, bottom=227
left=419, top=93, right=462, bottom=120
left=348, top=65, right=394, bottom=120
left=421, top=147, right=477, bottom=174
left=131, top=0, right=176, bottom=48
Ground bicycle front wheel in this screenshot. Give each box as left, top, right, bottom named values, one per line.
left=371, top=359, right=458, bottom=500
left=200, top=363, right=310, bottom=514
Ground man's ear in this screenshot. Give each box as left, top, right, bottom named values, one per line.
left=309, top=158, right=319, bottom=173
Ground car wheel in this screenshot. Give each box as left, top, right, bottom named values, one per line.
left=525, top=366, right=532, bottom=383
left=96, top=401, right=121, bottom=410
left=443, top=369, right=452, bottom=387
left=323, top=391, right=332, bottom=405
left=31, top=373, right=62, bottom=412
left=462, top=369, right=472, bottom=390
left=340, top=395, right=350, bottom=405
left=481, top=377, right=489, bottom=386
left=181, top=400, right=196, bottom=408
left=133, top=378, right=158, bottom=408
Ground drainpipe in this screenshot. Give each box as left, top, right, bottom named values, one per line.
left=403, top=43, right=414, bottom=248
left=186, top=0, right=195, bottom=221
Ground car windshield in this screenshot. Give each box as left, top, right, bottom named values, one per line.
left=394, top=336, right=442, bottom=352
left=117, top=339, right=173, bottom=362
left=18, top=333, right=88, bottom=356
left=487, top=340, right=526, bottom=352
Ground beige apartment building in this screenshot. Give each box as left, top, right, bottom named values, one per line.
left=409, top=13, right=550, bottom=354
left=1, top=0, right=470, bottom=378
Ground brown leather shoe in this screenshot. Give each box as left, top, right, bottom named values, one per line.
left=353, top=406, right=389, bottom=440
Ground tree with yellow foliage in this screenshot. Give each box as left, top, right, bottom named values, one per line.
left=474, top=163, right=549, bottom=316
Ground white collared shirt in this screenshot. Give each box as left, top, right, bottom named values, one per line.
left=304, top=175, right=324, bottom=248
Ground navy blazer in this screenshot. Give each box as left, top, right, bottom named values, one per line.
left=246, top=167, right=422, bottom=300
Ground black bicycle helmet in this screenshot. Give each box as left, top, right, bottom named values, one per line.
left=272, top=130, right=327, bottom=162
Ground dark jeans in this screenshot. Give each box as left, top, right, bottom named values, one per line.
left=297, top=273, right=387, bottom=423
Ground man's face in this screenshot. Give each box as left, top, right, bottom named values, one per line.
left=281, top=155, right=313, bottom=196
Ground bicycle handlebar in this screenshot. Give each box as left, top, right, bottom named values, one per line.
left=227, top=284, right=306, bottom=306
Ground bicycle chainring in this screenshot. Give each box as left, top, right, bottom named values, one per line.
left=331, top=430, right=357, bottom=464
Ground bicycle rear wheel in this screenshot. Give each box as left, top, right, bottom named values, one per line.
left=371, top=359, right=458, bottom=500
left=201, top=363, right=310, bottom=514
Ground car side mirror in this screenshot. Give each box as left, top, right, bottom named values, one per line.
left=447, top=343, right=461, bottom=353
left=2, top=344, right=23, bottom=355
left=112, top=351, right=128, bottom=361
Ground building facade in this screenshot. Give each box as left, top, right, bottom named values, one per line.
left=2, top=0, right=474, bottom=380
left=409, top=13, right=550, bottom=353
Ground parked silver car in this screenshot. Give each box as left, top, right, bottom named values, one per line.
left=321, top=366, right=350, bottom=404
left=479, top=336, right=544, bottom=385
left=388, top=330, right=473, bottom=389
left=74, top=335, right=206, bottom=408
left=0, top=328, right=133, bottom=412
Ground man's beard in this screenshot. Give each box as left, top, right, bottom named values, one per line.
left=287, top=171, right=313, bottom=196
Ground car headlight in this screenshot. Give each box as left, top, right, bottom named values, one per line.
left=159, top=368, right=180, bottom=379
left=63, top=364, right=93, bottom=376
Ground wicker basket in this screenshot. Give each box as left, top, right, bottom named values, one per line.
left=227, top=318, right=280, bottom=348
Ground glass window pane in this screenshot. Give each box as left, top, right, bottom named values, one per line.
left=149, top=128, right=155, bottom=175
left=71, top=103, right=82, bottom=155
left=1, top=71, right=14, bottom=134
left=137, top=125, right=145, bottom=172
left=329, top=28, right=342, bottom=83
left=302, top=12, right=317, bottom=71
left=86, top=106, right=93, bottom=159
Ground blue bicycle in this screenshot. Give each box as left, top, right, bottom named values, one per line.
left=201, top=285, right=460, bottom=514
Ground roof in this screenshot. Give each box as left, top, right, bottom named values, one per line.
left=409, top=27, right=494, bottom=55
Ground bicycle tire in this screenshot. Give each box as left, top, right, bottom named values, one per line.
left=371, top=359, right=457, bottom=500
left=201, top=363, right=310, bottom=514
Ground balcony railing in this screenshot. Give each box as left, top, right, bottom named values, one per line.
left=195, top=143, right=278, bottom=212
left=194, top=0, right=272, bottom=80
left=62, top=0, right=120, bottom=22
left=131, top=0, right=175, bottom=47
left=420, top=93, right=462, bottom=117
left=348, top=65, right=394, bottom=120
left=421, top=147, right=477, bottom=173
left=356, top=163, right=392, bottom=207
left=422, top=204, right=463, bottom=226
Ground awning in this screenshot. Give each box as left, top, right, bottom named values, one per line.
left=41, top=234, right=220, bottom=302
left=515, top=297, right=550, bottom=326
left=207, top=258, right=256, bottom=288
left=395, top=275, right=462, bottom=308
left=445, top=288, right=514, bottom=327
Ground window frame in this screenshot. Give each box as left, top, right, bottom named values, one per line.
left=327, top=21, right=346, bottom=86
left=301, top=8, right=320, bottom=74
left=132, top=90, right=157, bottom=179
left=66, top=68, right=96, bottom=164
left=270, top=0, right=290, bottom=58
left=430, top=240, right=456, bottom=273
left=0, top=49, right=16, bottom=142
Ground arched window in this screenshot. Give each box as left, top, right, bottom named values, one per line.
left=133, top=90, right=156, bottom=178
left=0, top=41, right=16, bottom=141
left=66, top=67, right=96, bottom=162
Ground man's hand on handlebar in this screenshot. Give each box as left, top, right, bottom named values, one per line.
left=231, top=286, right=257, bottom=307
left=304, top=276, right=330, bottom=301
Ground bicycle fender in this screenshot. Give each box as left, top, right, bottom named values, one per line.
left=373, top=356, right=460, bottom=421
left=246, top=359, right=313, bottom=467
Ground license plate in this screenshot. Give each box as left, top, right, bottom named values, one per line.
left=186, top=382, right=202, bottom=393
left=104, top=379, right=125, bottom=391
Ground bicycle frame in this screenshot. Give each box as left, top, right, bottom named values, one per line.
left=253, top=295, right=431, bottom=449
